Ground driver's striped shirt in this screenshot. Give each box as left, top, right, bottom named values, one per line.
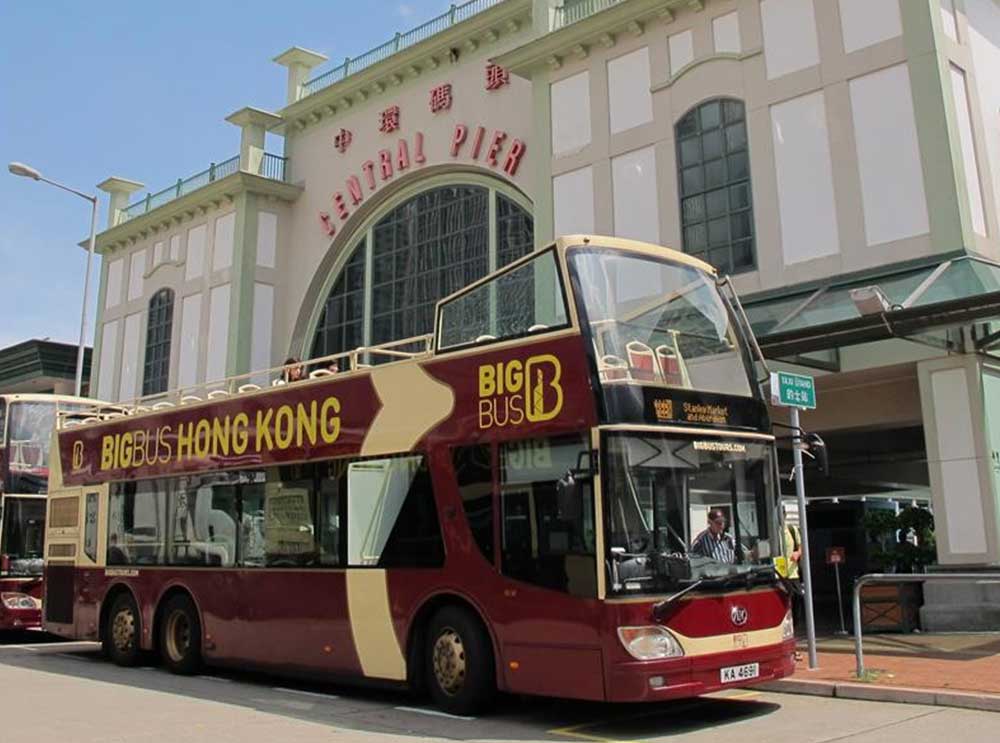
left=691, top=529, right=737, bottom=564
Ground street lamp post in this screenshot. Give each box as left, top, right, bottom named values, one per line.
left=8, top=162, right=99, bottom=398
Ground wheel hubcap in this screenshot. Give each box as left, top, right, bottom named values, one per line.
left=164, top=611, right=191, bottom=663
left=432, top=628, right=466, bottom=696
left=111, top=608, right=135, bottom=653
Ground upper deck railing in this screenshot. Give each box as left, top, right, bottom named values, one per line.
left=116, top=152, right=287, bottom=225
left=60, top=335, right=435, bottom=427
left=552, top=0, right=625, bottom=29
left=299, top=0, right=503, bottom=99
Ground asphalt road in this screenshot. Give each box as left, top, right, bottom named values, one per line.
left=0, top=633, right=997, bottom=743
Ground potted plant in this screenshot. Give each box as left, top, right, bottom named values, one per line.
left=858, top=505, right=935, bottom=632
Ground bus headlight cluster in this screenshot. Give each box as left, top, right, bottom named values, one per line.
left=617, top=626, right=684, bottom=660
left=781, top=610, right=795, bottom=641
left=1, top=592, right=38, bottom=610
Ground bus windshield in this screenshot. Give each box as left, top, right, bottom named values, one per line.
left=5, top=401, right=58, bottom=495
left=569, top=248, right=753, bottom=397
left=0, top=496, right=46, bottom=575
left=603, top=432, right=776, bottom=596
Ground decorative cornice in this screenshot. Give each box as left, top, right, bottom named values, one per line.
left=277, top=0, right=531, bottom=133
left=650, top=48, right=764, bottom=92
left=94, top=172, right=303, bottom=255
left=495, top=0, right=692, bottom=77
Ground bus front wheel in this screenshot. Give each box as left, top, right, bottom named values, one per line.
left=104, top=593, right=142, bottom=667
left=425, top=606, right=495, bottom=715
left=159, top=594, right=202, bottom=675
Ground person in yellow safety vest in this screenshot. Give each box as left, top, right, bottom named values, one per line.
left=783, top=518, right=804, bottom=642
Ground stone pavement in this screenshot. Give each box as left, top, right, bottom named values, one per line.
left=761, top=632, right=1000, bottom=712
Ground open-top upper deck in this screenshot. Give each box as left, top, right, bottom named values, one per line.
left=55, top=236, right=764, bottom=487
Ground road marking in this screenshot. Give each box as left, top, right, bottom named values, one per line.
left=196, top=675, right=232, bottom=683
left=394, top=705, right=476, bottom=721
left=54, top=653, right=91, bottom=662
left=272, top=687, right=339, bottom=700
left=713, top=690, right=761, bottom=700
left=548, top=699, right=704, bottom=743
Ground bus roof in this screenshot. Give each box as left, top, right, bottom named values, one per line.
left=553, top=235, right=717, bottom=276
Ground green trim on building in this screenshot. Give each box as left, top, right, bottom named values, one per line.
left=89, top=256, right=111, bottom=397
left=901, top=0, right=974, bottom=256
left=227, top=191, right=259, bottom=376
left=531, top=71, right=554, bottom=248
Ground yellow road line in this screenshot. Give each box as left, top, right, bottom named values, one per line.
left=547, top=700, right=704, bottom=743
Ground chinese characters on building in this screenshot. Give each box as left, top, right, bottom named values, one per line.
left=429, top=83, right=452, bottom=113
left=334, top=128, right=353, bottom=153
left=379, top=105, right=400, bottom=133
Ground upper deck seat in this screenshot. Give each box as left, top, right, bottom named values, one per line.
left=655, top=344, right=686, bottom=387
left=626, top=341, right=658, bottom=382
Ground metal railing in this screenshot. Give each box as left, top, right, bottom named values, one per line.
left=299, top=0, right=503, bottom=99
left=62, top=334, right=436, bottom=425
left=552, top=0, right=625, bottom=30
left=117, top=153, right=287, bottom=225
left=852, top=573, right=1000, bottom=676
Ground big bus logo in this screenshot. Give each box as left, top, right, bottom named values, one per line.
left=72, top=440, right=85, bottom=470
left=477, top=354, right=563, bottom=429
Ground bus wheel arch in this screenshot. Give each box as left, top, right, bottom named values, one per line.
left=407, top=593, right=498, bottom=714
left=100, top=585, right=143, bottom=667
left=153, top=587, right=203, bottom=675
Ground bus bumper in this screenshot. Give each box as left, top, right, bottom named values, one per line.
left=0, top=606, right=43, bottom=631
left=606, top=639, right=796, bottom=702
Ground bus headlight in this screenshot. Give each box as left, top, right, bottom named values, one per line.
left=617, top=626, right=684, bottom=660
left=781, top=610, right=795, bottom=641
left=1, top=592, right=38, bottom=610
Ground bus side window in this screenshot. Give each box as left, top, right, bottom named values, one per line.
left=452, top=445, right=494, bottom=565
left=500, top=434, right=596, bottom=598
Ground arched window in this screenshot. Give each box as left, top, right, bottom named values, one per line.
left=142, top=288, right=174, bottom=395
left=676, top=98, right=755, bottom=274
left=312, top=184, right=533, bottom=359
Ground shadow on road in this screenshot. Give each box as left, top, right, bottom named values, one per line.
left=0, top=641, right=780, bottom=741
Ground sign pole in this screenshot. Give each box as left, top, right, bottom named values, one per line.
left=790, top=406, right=819, bottom=669
left=834, top=561, right=847, bottom=635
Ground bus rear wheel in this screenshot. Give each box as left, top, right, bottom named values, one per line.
left=159, top=594, right=202, bottom=675
left=104, top=593, right=142, bottom=667
left=425, top=606, right=495, bottom=715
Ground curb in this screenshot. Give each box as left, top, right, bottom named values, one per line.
left=758, top=678, right=1000, bottom=713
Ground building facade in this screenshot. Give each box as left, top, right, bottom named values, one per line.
left=86, top=0, right=1000, bottom=606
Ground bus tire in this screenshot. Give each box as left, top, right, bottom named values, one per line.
left=159, top=594, right=202, bottom=675
left=425, top=606, right=495, bottom=715
left=104, top=593, right=142, bottom=667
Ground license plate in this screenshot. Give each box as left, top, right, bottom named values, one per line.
left=720, top=663, right=759, bottom=683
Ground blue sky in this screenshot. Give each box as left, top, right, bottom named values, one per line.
left=0, top=0, right=446, bottom=349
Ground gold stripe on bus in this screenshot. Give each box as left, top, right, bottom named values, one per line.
left=361, top=363, right=454, bottom=457
left=346, top=570, right=407, bottom=680
left=672, top=625, right=785, bottom=657
left=599, top=424, right=775, bottom=442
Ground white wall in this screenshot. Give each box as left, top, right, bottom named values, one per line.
left=206, top=283, right=231, bottom=382
left=553, top=166, right=595, bottom=237
left=713, top=12, right=741, bottom=54
left=607, top=47, right=652, bottom=134
left=96, top=320, right=118, bottom=402
left=770, top=91, right=840, bottom=264
left=967, top=0, right=1000, bottom=237
left=760, top=0, right=820, bottom=79
left=105, top=258, right=123, bottom=309
left=612, top=146, right=658, bottom=243
left=127, top=251, right=145, bottom=301
left=212, top=212, right=236, bottom=271
left=930, top=367, right=988, bottom=554
left=153, top=240, right=165, bottom=267
left=850, top=64, right=930, bottom=246
left=551, top=72, right=591, bottom=156
left=177, top=293, right=202, bottom=389
left=257, top=211, right=277, bottom=268
left=185, top=224, right=207, bottom=281
left=669, top=30, right=695, bottom=75
left=118, top=312, right=142, bottom=402
left=950, top=64, right=988, bottom=236
left=941, top=0, right=959, bottom=42
left=169, top=235, right=181, bottom=262
left=838, top=0, right=902, bottom=53
left=251, top=283, right=275, bottom=383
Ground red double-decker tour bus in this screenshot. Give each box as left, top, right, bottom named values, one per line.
left=43, top=236, right=795, bottom=713
left=0, top=393, right=93, bottom=631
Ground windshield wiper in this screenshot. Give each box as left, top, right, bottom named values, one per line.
left=652, top=579, right=704, bottom=621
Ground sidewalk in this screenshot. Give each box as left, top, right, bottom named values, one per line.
left=760, top=633, right=1000, bottom=712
